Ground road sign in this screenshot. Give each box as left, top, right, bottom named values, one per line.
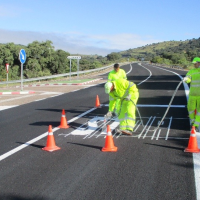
left=19, top=49, right=26, bottom=64
left=67, top=56, right=81, bottom=59
left=67, top=56, right=82, bottom=80
left=5, top=63, right=9, bottom=73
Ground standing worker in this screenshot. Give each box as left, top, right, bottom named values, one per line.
left=183, top=57, right=200, bottom=132
left=104, top=79, right=139, bottom=135
left=108, top=63, right=127, bottom=81
left=108, top=63, right=127, bottom=114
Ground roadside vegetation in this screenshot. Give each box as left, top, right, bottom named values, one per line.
left=0, top=40, right=132, bottom=81
left=119, top=38, right=200, bottom=69
left=0, top=37, right=199, bottom=80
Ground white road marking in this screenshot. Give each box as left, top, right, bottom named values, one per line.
left=0, top=95, right=32, bottom=103
left=0, top=107, right=96, bottom=162
left=143, top=116, right=156, bottom=139
left=103, top=104, right=186, bottom=108
left=34, top=98, right=47, bottom=102
left=137, top=63, right=152, bottom=85
left=39, top=92, right=62, bottom=95
left=165, top=116, right=173, bottom=140
left=0, top=106, right=18, bottom=111
left=138, top=116, right=152, bottom=139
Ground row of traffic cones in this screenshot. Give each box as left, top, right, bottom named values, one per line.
left=43, top=123, right=118, bottom=152
left=43, top=95, right=117, bottom=152
left=42, top=109, right=69, bottom=152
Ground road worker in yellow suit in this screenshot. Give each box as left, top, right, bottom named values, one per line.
left=183, top=57, right=200, bottom=132
left=108, top=63, right=127, bottom=114
left=104, top=79, right=139, bottom=135
left=108, top=63, right=127, bottom=81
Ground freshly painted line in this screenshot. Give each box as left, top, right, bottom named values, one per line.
left=151, top=128, right=157, bottom=140
left=142, top=116, right=156, bottom=139
left=156, top=129, right=162, bottom=140
left=69, top=116, right=101, bottom=136
left=137, top=104, right=186, bottom=108
left=100, top=121, right=119, bottom=138
left=138, top=116, right=152, bottom=139
left=137, top=63, right=152, bottom=85
left=133, top=121, right=142, bottom=132
left=165, top=116, right=173, bottom=140
left=0, top=107, right=96, bottom=162
left=103, top=104, right=186, bottom=108
left=0, top=105, right=18, bottom=111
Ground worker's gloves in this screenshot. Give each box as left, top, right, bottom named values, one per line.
left=105, top=111, right=113, bottom=118
left=125, top=94, right=131, bottom=101
left=183, top=77, right=188, bottom=82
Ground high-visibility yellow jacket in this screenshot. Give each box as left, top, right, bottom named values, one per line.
left=185, top=68, right=200, bottom=96
left=108, top=79, right=139, bottom=112
left=108, top=69, right=127, bottom=81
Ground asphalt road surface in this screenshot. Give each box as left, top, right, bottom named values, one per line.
left=0, top=63, right=197, bottom=200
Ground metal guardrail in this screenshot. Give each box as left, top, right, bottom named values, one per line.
left=0, top=64, right=114, bottom=85
left=0, top=61, right=135, bottom=85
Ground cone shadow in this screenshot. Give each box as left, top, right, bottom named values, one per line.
left=67, top=142, right=102, bottom=150
left=16, top=142, right=44, bottom=149
left=145, top=143, right=184, bottom=151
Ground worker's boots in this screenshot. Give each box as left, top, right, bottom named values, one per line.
left=116, top=129, right=132, bottom=136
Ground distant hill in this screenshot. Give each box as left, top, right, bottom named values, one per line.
left=114, top=38, right=200, bottom=67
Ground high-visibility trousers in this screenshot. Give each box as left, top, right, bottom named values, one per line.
left=118, top=96, right=138, bottom=131
left=187, top=96, right=200, bottom=128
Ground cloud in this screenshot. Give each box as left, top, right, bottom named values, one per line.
left=0, top=29, right=161, bottom=56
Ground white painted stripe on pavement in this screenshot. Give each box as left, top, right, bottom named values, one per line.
left=165, top=116, right=173, bottom=140
left=137, top=63, right=152, bottom=85
left=0, top=106, right=18, bottom=111
left=0, top=107, right=96, bottom=162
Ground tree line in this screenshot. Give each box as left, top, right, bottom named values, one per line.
left=0, top=40, right=131, bottom=81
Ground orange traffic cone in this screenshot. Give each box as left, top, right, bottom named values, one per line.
left=58, top=109, right=70, bottom=129
left=42, top=125, right=61, bottom=152
left=184, top=126, right=200, bottom=153
left=95, top=95, right=101, bottom=108
left=102, top=125, right=118, bottom=152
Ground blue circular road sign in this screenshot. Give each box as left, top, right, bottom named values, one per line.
left=19, top=49, right=26, bottom=64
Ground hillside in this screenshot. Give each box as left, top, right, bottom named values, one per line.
left=115, top=38, right=200, bottom=67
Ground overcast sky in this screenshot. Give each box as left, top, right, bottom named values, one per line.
left=0, top=0, right=199, bottom=56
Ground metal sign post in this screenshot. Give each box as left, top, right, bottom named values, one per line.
left=19, top=49, right=26, bottom=91
left=5, top=63, right=9, bottom=86
left=69, top=59, right=72, bottom=80
left=67, top=56, right=81, bottom=80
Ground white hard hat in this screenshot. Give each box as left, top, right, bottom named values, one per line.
left=104, top=82, right=113, bottom=94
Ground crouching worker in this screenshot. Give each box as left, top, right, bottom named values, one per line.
left=104, top=79, right=139, bottom=135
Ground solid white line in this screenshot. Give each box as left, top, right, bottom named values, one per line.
left=165, top=116, right=172, bottom=140
left=143, top=116, right=156, bottom=139
left=34, top=98, right=46, bottom=102
left=138, top=116, right=152, bottom=139
left=137, top=63, right=152, bottom=85
left=126, top=64, right=133, bottom=75
left=103, top=104, right=186, bottom=108
left=156, top=129, right=161, bottom=140
left=0, top=107, right=96, bottom=162
left=151, top=129, right=157, bottom=140
left=149, top=64, right=189, bottom=101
